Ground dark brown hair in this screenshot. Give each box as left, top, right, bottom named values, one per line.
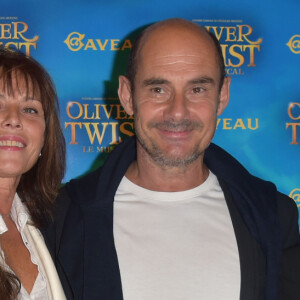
left=0, top=47, right=66, bottom=299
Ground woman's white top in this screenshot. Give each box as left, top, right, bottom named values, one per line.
left=0, top=194, right=66, bottom=300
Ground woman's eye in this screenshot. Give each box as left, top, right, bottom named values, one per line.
left=23, top=107, right=38, bottom=114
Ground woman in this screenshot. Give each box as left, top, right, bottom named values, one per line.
left=0, top=48, right=66, bottom=299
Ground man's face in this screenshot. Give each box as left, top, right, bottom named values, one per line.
left=119, top=24, right=230, bottom=169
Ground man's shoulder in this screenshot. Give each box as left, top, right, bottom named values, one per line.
left=277, top=191, right=297, bottom=212
left=63, top=167, right=103, bottom=204
left=276, top=191, right=300, bottom=247
left=61, top=137, right=137, bottom=205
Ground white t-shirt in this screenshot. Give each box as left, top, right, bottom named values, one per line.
left=114, top=171, right=240, bottom=300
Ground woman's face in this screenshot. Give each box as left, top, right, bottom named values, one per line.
left=0, top=73, right=45, bottom=182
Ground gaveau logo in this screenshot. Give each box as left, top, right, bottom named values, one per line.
left=286, top=35, right=300, bottom=54
left=289, top=189, right=300, bottom=207
left=64, top=32, right=132, bottom=52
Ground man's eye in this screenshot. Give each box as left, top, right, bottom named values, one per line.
left=192, top=87, right=204, bottom=93
left=23, top=107, right=38, bottom=114
left=151, top=87, right=164, bottom=93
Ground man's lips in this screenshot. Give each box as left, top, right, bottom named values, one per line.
left=151, top=119, right=202, bottom=138
left=158, top=128, right=193, bottom=137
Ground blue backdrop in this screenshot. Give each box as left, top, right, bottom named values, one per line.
left=2, top=0, right=300, bottom=224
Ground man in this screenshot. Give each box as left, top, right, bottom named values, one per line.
left=43, top=18, right=300, bottom=300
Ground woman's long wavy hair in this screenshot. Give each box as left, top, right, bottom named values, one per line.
left=0, top=47, right=66, bottom=299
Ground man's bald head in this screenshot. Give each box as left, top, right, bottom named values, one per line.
left=126, top=18, right=226, bottom=92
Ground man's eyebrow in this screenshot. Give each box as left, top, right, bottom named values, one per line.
left=188, top=77, right=216, bottom=86
left=143, top=78, right=171, bottom=86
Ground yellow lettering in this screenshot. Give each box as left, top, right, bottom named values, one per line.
left=83, top=104, right=95, bottom=119
left=223, top=118, right=232, bottom=129
left=83, top=122, right=109, bottom=144
left=84, top=39, right=97, bottom=50
left=228, top=45, right=244, bottom=67
left=67, top=102, right=83, bottom=119
left=226, top=27, right=237, bottom=42
left=96, top=39, right=108, bottom=50
left=120, top=122, right=135, bottom=137
left=65, top=122, right=82, bottom=145
left=94, top=104, right=101, bottom=119
left=19, top=42, right=36, bottom=56
left=0, top=24, right=11, bottom=39
left=248, top=118, right=259, bottom=130
left=111, top=39, right=120, bottom=50
left=288, top=103, right=300, bottom=120
left=12, top=22, right=38, bottom=42
left=4, top=41, right=18, bottom=50
left=206, top=26, right=225, bottom=40
left=286, top=123, right=300, bottom=144
left=110, top=122, right=121, bottom=145
left=102, top=105, right=114, bottom=119
left=237, top=25, right=262, bottom=45
left=244, top=45, right=260, bottom=67
left=121, top=39, right=132, bottom=50
left=116, top=105, right=130, bottom=119
left=233, top=118, right=246, bottom=129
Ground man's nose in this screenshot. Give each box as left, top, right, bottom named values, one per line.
left=164, top=94, right=189, bottom=120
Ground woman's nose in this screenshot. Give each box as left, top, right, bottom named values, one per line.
left=1, top=107, right=23, bottom=129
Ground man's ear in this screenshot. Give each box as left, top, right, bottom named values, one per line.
left=217, top=76, right=231, bottom=116
left=118, top=75, right=134, bottom=115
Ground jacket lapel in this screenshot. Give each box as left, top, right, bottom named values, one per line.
left=57, top=199, right=85, bottom=299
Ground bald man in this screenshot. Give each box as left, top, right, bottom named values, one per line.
left=43, top=19, right=300, bottom=300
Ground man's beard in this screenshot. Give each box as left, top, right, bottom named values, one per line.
left=135, top=118, right=204, bottom=168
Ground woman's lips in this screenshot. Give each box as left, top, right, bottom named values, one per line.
left=0, top=136, right=26, bottom=150
left=0, top=140, right=25, bottom=147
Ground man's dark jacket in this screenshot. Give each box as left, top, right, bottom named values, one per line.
left=41, top=137, right=300, bottom=300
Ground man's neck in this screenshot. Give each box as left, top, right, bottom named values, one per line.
left=125, top=151, right=209, bottom=192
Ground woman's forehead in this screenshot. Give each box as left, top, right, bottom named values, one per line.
left=0, top=69, right=41, bottom=99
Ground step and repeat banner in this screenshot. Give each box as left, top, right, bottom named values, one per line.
left=2, top=0, right=300, bottom=223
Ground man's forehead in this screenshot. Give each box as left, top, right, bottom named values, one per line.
left=138, top=24, right=215, bottom=62
left=136, top=28, right=218, bottom=77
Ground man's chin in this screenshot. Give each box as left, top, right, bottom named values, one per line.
left=151, top=151, right=202, bottom=168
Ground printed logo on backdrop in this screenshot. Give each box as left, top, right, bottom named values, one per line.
left=289, top=189, right=300, bottom=207
left=286, top=102, right=300, bottom=144
left=65, top=98, right=134, bottom=153
left=0, top=17, right=39, bottom=56
left=192, top=19, right=261, bottom=131
left=286, top=35, right=300, bottom=54
left=193, top=19, right=262, bottom=76
left=64, top=32, right=132, bottom=51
